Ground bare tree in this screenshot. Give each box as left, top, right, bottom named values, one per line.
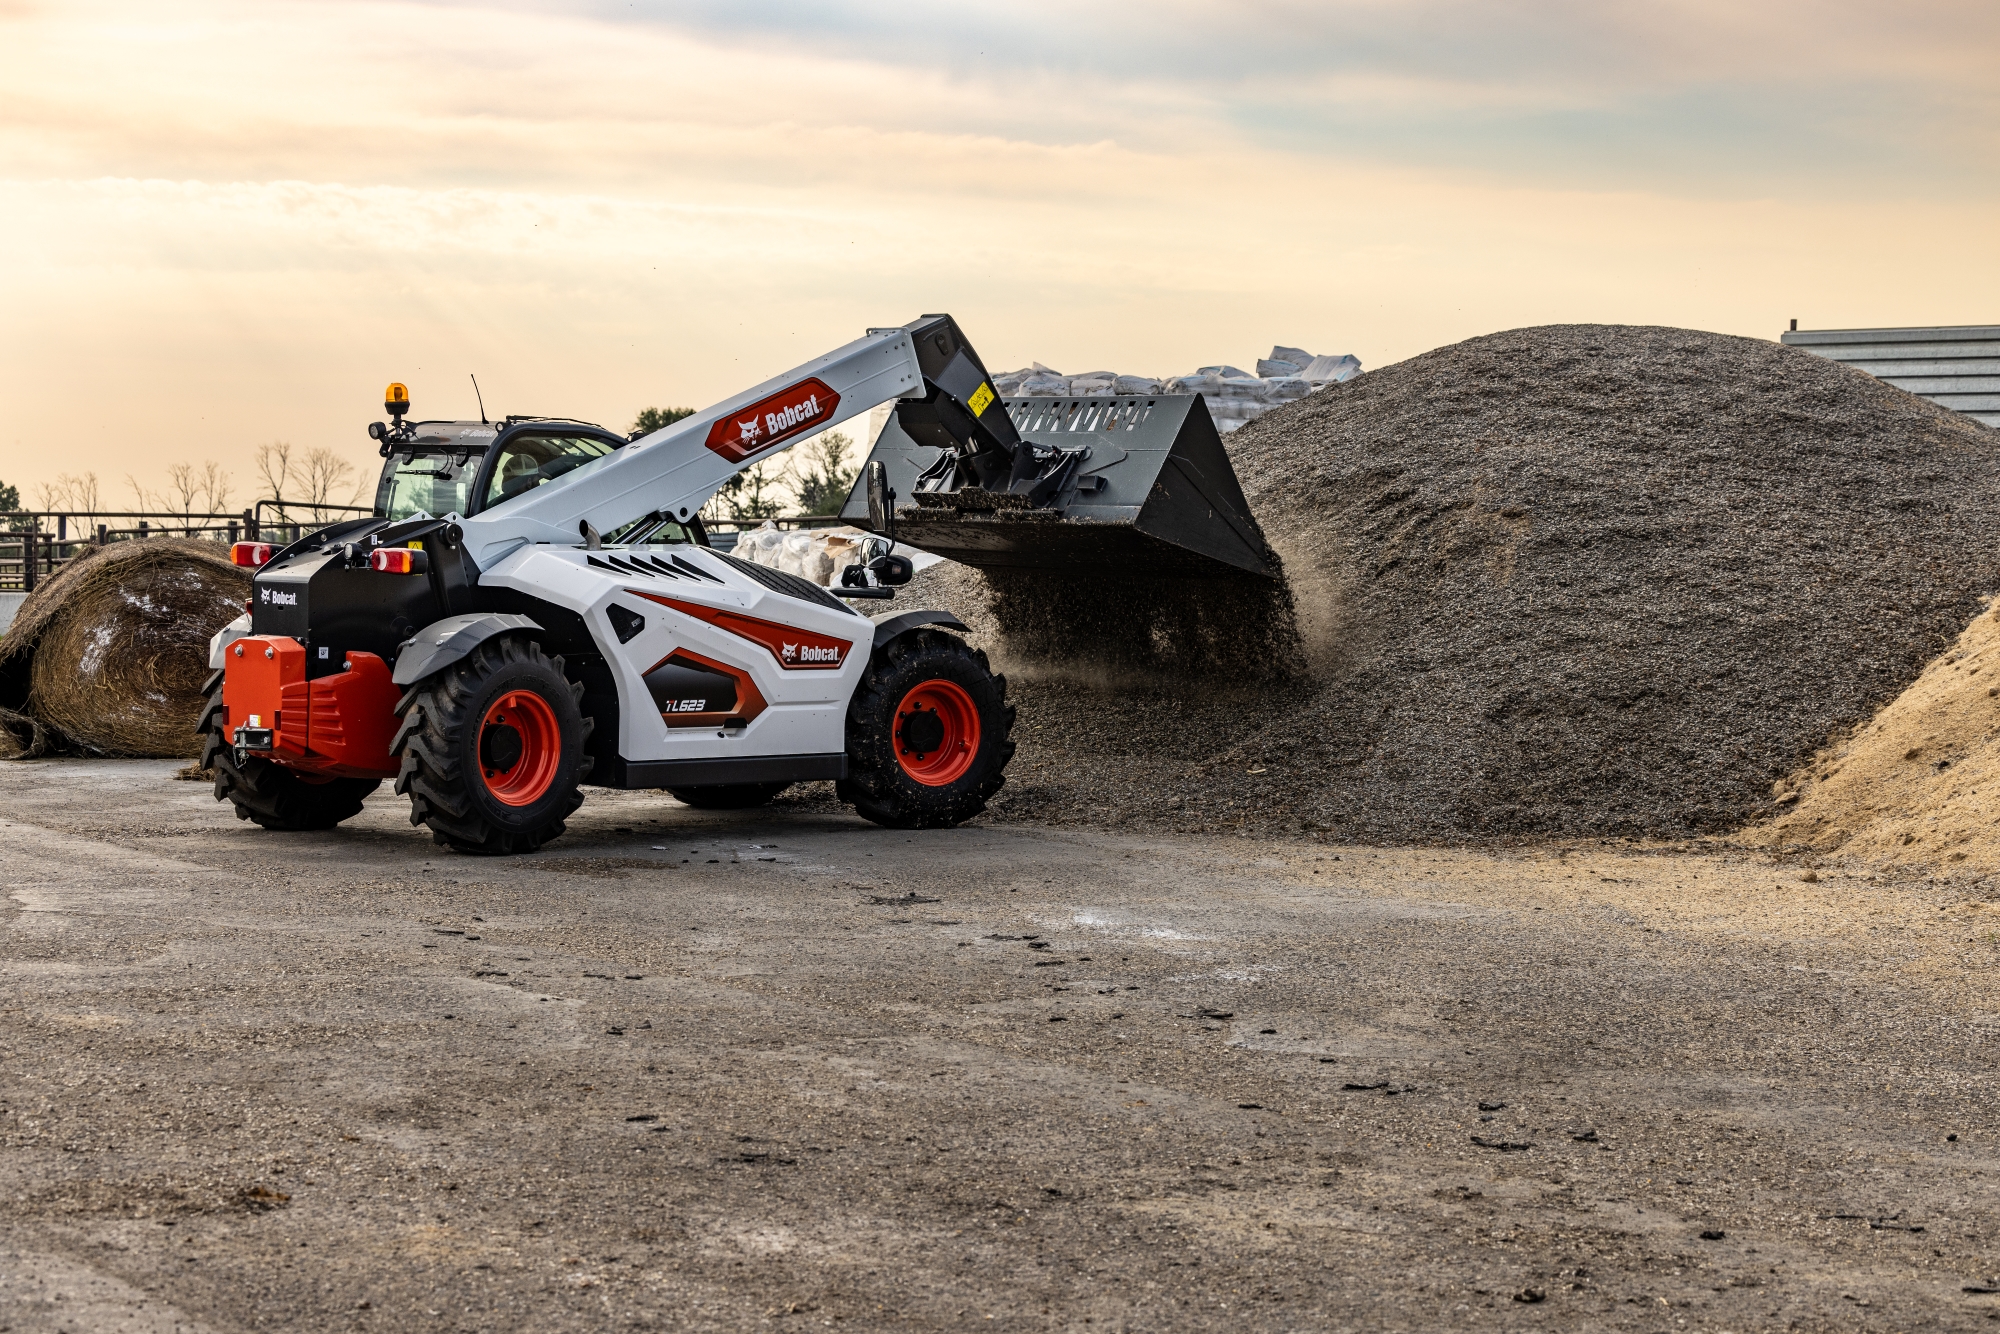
left=63, top=472, right=101, bottom=519
left=255, top=442, right=295, bottom=504
left=300, top=447, right=363, bottom=523
left=157, top=463, right=206, bottom=534
left=33, top=478, right=69, bottom=513
left=164, top=463, right=200, bottom=512
left=198, top=461, right=232, bottom=514
left=125, top=473, right=158, bottom=512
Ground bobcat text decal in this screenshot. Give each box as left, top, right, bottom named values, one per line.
left=629, top=592, right=852, bottom=671
left=703, top=377, right=842, bottom=463
left=782, top=642, right=843, bottom=666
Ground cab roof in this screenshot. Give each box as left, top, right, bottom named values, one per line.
left=399, top=418, right=621, bottom=450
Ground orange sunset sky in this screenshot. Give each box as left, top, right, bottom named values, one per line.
left=2, top=1, right=1996, bottom=509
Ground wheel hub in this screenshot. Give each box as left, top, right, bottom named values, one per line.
left=897, top=707, right=946, bottom=757
left=480, top=723, right=524, bottom=773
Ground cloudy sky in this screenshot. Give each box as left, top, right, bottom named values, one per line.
left=2, top=0, right=1996, bottom=508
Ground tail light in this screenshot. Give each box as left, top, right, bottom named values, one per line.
left=231, top=542, right=273, bottom=568
left=369, top=547, right=429, bottom=575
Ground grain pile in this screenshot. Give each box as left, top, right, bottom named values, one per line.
left=1744, top=599, right=2000, bottom=875
left=910, top=324, right=2000, bottom=841
left=0, top=539, right=247, bottom=758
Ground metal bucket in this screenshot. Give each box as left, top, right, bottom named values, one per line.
left=841, top=393, right=1276, bottom=580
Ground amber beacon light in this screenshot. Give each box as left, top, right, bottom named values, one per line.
left=385, top=382, right=410, bottom=418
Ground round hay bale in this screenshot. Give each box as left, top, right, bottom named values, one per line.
left=0, top=538, right=247, bottom=758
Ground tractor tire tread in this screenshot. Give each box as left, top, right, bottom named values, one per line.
left=197, top=676, right=378, bottom=831
left=390, top=633, right=589, bottom=856
left=841, top=628, right=1013, bottom=830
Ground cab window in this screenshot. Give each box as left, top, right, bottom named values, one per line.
left=379, top=452, right=479, bottom=521
left=480, top=433, right=618, bottom=512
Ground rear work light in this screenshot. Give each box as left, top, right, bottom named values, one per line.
left=230, top=542, right=273, bottom=568
left=369, top=547, right=429, bottom=575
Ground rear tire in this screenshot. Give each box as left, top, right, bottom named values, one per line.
left=666, top=783, right=791, bottom=810
left=838, top=630, right=1014, bottom=829
left=198, top=671, right=379, bottom=830
left=390, top=636, right=594, bottom=855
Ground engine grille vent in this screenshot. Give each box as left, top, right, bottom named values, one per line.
left=711, top=551, right=853, bottom=615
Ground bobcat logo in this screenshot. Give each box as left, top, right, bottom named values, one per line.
left=704, top=377, right=842, bottom=463
left=781, top=642, right=841, bottom=665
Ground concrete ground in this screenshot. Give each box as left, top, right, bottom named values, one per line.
left=2, top=761, right=1997, bottom=1333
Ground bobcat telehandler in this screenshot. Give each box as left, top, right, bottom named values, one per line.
left=201, top=314, right=1274, bottom=854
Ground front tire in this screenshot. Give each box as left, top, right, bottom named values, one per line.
left=666, top=783, right=790, bottom=810
left=391, top=635, right=594, bottom=855
left=838, top=629, right=1014, bottom=829
left=198, top=671, right=379, bottom=830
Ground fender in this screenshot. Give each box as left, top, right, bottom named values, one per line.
left=209, top=613, right=252, bottom=669
left=392, top=612, right=544, bottom=686
left=869, top=608, right=970, bottom=653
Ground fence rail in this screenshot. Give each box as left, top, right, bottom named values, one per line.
left=702, top=514, right=851, bottom=553
left=1, top=506, right=854, bottom=590
left=0, top=504, right=365, bottom=593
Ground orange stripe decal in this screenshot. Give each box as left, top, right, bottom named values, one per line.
left=631, top=592, right=852, bottom=670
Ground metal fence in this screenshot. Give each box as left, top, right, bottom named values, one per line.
left=0, top=505, right=849, bottom=589
left=0, top=503, right=373, bottom=592
left=701, top=513, right=850, bottom=553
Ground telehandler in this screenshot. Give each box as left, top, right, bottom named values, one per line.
left=202, top=315, right=1272, bottom=853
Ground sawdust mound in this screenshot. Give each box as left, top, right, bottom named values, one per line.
left=0, top=539, right=248, bottom=758
left=914, top=324, right=2000, bottom=841
left=1745, top=599, right=2000, bottom=875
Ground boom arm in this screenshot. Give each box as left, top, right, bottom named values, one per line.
left=456, top=314, right=1035, bottom=567
left=457, top=326, right=926, bottom=565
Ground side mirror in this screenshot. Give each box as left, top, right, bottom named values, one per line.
left=865, top=460, right=893, bottom=535
left=868, top=553, right=913, bottom=587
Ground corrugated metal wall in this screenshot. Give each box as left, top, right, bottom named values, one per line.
left=1780, top=325, right=1999, bottom=428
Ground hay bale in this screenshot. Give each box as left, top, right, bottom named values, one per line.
left=0, top=538, right=248, bottom=758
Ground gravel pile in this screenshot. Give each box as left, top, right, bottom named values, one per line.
left=911, top=324, right=2000, bottom=842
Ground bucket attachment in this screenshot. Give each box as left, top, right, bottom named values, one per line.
left=841, top=393, right=1277, bottom=580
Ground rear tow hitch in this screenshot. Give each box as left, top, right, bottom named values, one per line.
left=232, top=719, right=275, bottom=761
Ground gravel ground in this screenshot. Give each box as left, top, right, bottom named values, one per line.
left=913, top=325, right=2000, bottom=844
left=5, top=761, right=2000, bottom=1332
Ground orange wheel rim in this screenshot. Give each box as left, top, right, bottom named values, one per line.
left=894, top=679, right=979, bottom=787
left=479, top=689, right=561, bottom=806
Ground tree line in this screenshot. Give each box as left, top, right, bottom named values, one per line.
left=1, top=443, right=366, bottom=527
left=2, top=409, right=861, bottom=532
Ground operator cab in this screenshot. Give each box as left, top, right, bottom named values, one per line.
left=374, top=421, right=499, bottom=521
left=371, top=406, right=709, bottom=546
